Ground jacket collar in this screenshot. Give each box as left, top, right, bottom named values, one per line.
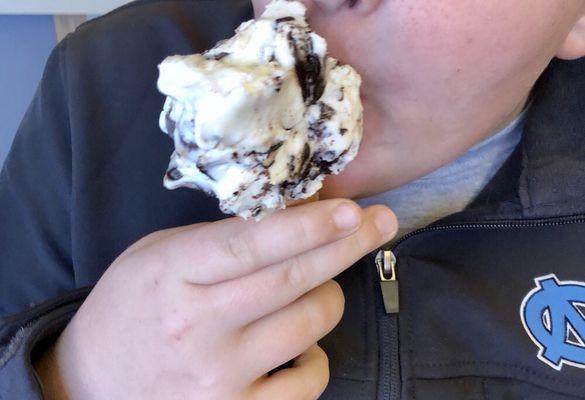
left=447, top=57, right=585, bottom=223
left=519, top=57, right=585, bottom=218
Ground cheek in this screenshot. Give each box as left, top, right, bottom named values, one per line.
left=392, top=2, right=554, bottom=89
left=315, top=0, right=577, bottom=100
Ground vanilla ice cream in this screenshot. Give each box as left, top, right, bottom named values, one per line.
left=158, top=0, right=363, bottom=219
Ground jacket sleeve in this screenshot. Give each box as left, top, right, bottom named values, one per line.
left=0, top=38, right=90, bottom=398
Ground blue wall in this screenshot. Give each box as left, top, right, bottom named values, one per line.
left=0, top=16, right=55, bottom=166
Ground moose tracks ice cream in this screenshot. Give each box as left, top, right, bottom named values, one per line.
left=157, top=0, right=363, bottom=219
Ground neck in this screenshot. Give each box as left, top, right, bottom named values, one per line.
left=321, top=92, right=530, bottom=201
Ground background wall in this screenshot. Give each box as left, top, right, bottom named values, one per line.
left=0, top=2, right=131, bottom=166
left=0, top=15, right=55, bottom=166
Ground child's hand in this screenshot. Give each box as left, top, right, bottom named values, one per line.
left=37, top=199, right=397, bottom=400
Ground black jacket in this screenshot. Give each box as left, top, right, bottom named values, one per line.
left=1, top=1, right=584, bottom=399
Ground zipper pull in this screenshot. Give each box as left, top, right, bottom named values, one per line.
left=375, top=249, right=399, bottom=314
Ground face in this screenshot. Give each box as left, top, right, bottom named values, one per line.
left=252, top=0, right=585, bottom=199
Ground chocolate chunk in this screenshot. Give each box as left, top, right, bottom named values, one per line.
left=232, top=184, right=246, bottom=198
left=166, top=167, right=183, bottom=181
left=301, top=143, right=311, bottom=167
left=273, top=75, right=283, bottom=92
left=295, top=53, right=325, bottom=104
left=319, top=102, right=335, bottom=120
left=251, top=142, right=283, bottom=159
left=287, top=27, right=325, bottom=105
left=251, top=206, right=263, bottom=218
left=276, top=16, right=296, bottom=24
left=247, top=153, right=266, bottom=166
left=288, top=155, right=296, bottom=174
left=338, top=87, right=345, bottom=101
left=268, top=141, right=284, bottom=154
left=297, top=144, right=314, bottom=181
left=208, top=52, right=230, bottom=61
left=281, top=180, right=297, bottom=193
left=340, top=128, right=348, bottom=135
left=311, top=149, right=349, bottom=176
left=298, top=162, right=312, bottom=182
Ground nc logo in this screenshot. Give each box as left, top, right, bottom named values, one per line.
left=520, top=274, right=585, bottom=371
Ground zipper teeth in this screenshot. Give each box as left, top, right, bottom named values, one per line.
left=391, top=215, right=585, bottom=251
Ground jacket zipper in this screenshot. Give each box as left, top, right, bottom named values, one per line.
left=376, top=249, right=399, bottom=314
left=374, top=214, right=585, bottom=400
left=375, top=248, right=400, bottom=400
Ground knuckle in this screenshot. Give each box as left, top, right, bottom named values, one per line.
left=282, top=257, right=310, bottom=292
left=353, top=223, right=380, bottom=253
left=190, top=285, right=235, bottom=326
left=292, top=215, right=315, bottom=248
left=162, top=304, right=195, bottom=346
left=226, top=231, right=258, bottom=269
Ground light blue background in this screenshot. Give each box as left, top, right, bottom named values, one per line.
left=0, top=16, right=55, bottom=166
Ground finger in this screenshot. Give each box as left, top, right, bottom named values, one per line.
left=239, top=280, right=343, bottom=378
left=251, top=345, right=329, bottom=400
left=213, top=205, right=397, bottom=325
left=156, top=199, right=364, bottom=284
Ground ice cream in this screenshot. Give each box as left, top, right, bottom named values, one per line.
left=157, top=0, right=363, bottom=219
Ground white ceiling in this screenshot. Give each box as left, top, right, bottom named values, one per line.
left=0, top=0, right=131, bottom=15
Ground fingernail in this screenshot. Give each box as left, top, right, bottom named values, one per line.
left=375, top=210, right=397, bottom=238
left=332, top=203, right=361, bottom=231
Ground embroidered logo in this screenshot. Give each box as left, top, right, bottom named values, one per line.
left=520, top=274, right=585, bottom=371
